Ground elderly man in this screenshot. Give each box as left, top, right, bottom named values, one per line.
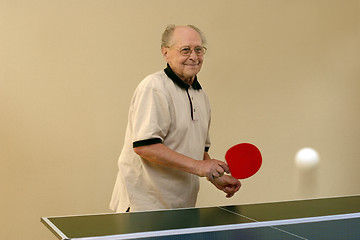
left=110, top=25, right=241, bottom=212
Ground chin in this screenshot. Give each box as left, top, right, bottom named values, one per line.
left=185, top=66, right=201, bottom=74
left=185, top=71, right=199, bottom=79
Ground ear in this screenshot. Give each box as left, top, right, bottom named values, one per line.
left=161, top=46, right=169, bottom=60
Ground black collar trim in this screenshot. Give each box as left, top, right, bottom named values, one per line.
left=164, top=64, right=202, bottom=90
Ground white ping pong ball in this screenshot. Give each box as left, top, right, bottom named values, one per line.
left=295, top=148, right=320, bottom=169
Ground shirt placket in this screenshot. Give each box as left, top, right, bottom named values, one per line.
left=186, top=87, right=198, bottom=121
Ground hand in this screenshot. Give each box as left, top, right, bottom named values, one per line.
left=210, top=174, right=241, bottom=198
left=197, top=159, right=230, bottom=181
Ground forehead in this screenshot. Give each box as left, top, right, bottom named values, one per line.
left=171, top=26, right=203, bottom=46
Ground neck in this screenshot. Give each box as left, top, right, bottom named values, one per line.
left=183, top=77, right=194, bottom=85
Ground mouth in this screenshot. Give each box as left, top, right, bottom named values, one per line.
left=184, top=63, right=200, bottom=67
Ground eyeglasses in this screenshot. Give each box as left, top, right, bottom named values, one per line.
left=170, top=46, right=207, bottom=56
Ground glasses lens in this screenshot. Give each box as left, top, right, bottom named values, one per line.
left=179, top=46, right=206, bottom=56
left=180, top=47, right=191, bottom=56
left=195, top=47, right=206, bottom=55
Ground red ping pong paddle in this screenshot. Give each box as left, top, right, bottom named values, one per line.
left=225, top=143, right=262, bottom=179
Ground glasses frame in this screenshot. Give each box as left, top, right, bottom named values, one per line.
left=167, top=45, right=207, bottom=56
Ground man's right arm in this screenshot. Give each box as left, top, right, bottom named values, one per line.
left=133, top=143, right=229, bottom=180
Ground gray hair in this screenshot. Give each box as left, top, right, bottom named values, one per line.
left=161, top=24, right=207, bottom=48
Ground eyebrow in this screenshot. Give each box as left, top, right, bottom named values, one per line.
left=180, top=45, right=203, bottom=49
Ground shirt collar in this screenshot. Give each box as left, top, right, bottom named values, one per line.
left=164, top=64, right=202, bottom=90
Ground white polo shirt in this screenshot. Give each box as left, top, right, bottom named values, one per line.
left=110, top=65, right=211, bottom=212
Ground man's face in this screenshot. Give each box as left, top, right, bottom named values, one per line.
left=162, top=26, right=205, bottom=83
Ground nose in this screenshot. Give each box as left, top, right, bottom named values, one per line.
left=188, top=49, right=199, bottom=61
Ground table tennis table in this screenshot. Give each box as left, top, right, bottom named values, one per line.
left=41, top=195, right=360, bottom=240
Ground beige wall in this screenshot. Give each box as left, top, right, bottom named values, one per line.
left=1, top=0, right=359, bottom=239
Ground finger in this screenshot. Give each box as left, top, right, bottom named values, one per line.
left=206, top=173, right=216, bottom=181
left=215, top=166, right=224, bottom=176
left=224, top=182, right=241, bottom=195
left=226, top=193, right=234, bottom=198
left=234, top=181, right=242, bottom=192
left=206, top=175, right=212, bottom=181
left=227, top=176, right=241, bottom=187
left=230, top=179, right=241, bottom=192
left=224, top=185, right=236, bottom=194
left=224, top=186, right=235, bottom=198
left=212, top=171, right=220, bottom=178
left=218, top=161, right=230, bottom=174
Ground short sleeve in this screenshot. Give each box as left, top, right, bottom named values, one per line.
left=130, top=78, right=171, bottom=146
